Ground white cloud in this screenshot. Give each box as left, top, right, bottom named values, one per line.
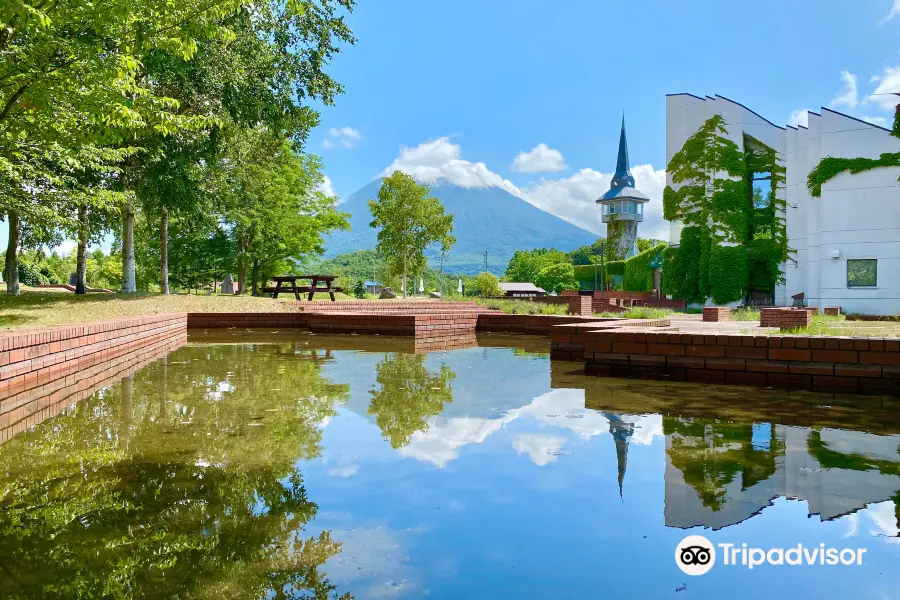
left=510, top=143, right=568, bottom=173
left=867, top=66, right=900, bottom=111
left=327, top=465, right=358, bottom=478
left=862, top=115, right=889, bottom=127
left=521, top=164, right=668, bottom=239
left=512, top=434, right=568, bottom=466
left=883, top=0, right=900, bottom=22
left=787, top=109, right=810, bottom=128
left=829, top=71, right=859, bottom=109
left=381, top=137, right=668, bottom=239
left=323, top=126, right=363, bottom=150
left=318, top=174, right=336, bottom=197
left=381, top=137, right=522, bottom=197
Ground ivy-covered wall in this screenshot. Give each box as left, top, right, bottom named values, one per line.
left=663, top=116, right=788, bottom=305
left=572, top=244, right=665, bottom=292
left=807, top=105, right=900, bottom=197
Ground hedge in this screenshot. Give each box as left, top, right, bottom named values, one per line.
left=623, top=243, right=667, bottom=291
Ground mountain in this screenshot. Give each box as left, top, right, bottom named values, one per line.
left=324, top=181, right=598, bottom=274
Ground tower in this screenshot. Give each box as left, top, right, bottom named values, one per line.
left=595, top=117, right=649, bottom=259
left=603, top=412, right=636, bottom=499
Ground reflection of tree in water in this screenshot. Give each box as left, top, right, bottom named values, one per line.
left=0, top=344, right=352, bottom=599
left=367, top=353, right=455, bottom=449
left=664, top=417, right=783, bottom=511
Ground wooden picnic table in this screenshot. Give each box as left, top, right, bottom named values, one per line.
left=262, top=275, right=342, bottom=301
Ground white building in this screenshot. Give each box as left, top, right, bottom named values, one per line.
left=666, top=94, right=900, bottom=315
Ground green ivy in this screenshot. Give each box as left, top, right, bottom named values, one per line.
left=807, top=153, right=900, bottom=198
left=664, top=227, right=703, bottom=304
left=623, top=243, right=667, bottom=291
left=708, top=245, right=748, bottom=304
left=747, top=238, right=784, bottom=291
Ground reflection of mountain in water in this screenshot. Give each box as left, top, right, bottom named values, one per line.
left=664, top=417, right=900, bottom=532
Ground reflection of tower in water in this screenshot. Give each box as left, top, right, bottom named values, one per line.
left=603, top=413, right=636, bottom=498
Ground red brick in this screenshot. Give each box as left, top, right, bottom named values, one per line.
left=834, top=363, right=882, bottom=378
left=686, top=345, right=725, bottom=358
left=789, top=362, right=834, bottom=376
left=769, top=348, right=811, bottom=362
left=705, top=358, right=746, bottom=371
left=629, top=354, right=667, bottom=367
left=584, top=341, right=612, bottom=353
left=613, top=342, right=648, bottom=354
left=811, top=349, right=858, bottom=363
left=588, top=352, right=630, bottom=365
left=746, top=359, right=790, bottom=373
left=725, top=347, right=767, bottom=360
left=886, top=339, right=900, bottom=352
left=667, top=356, right=706, bottom=369
left=859, top=352, right=900, bottom=366
left=647, top=343, right=685, bottom=356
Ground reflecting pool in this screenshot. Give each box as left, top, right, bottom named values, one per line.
left=1, top=330, right=899, bottom=599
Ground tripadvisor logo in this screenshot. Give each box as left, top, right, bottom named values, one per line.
left=675, top=536, right=867, bottom=575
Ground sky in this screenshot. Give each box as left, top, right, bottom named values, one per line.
left=7, top=0, right=900, bottom=252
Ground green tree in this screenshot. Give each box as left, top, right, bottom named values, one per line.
left=504, top=248, right=570, bottom=283
left=353, top=279, right=367, bottom=298
left=535, top=262, right=578, bottom=294
left=472, top=271, right=503, bottom=297
left=217, top=131, right=349, bottom=295
left=368, top=171, right=455, bottom=298
left=367, top=353, right=455, bottom=449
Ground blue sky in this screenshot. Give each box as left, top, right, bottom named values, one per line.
left=6, top=0, right=900, bottom=251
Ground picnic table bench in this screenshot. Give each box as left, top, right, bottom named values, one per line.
left=262, top=275, right=343, bottom=301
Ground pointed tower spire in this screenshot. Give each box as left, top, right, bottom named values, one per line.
left=611, top=114, right=635, bottom=189
left=603, top=412, right=636, bottom=500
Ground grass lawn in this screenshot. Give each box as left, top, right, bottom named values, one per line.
left=0, top=287, right=307, bottom=331
left=477, top=298, right=569, bottom=315
left=781, top=314, right=900, bottom=338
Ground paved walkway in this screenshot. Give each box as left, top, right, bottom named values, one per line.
left=668, top=314, right=778, bottom=335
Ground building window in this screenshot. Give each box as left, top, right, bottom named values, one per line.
left=847, top=259, right=877, bottom=288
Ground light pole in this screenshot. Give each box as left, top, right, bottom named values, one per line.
left=439, top=251, right=446, bottom=295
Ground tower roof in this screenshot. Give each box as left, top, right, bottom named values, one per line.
left=597, top=116, right=649, bottom=204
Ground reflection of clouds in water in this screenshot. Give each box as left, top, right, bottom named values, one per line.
left=324, top=525, right=420, bottom=598
left=327, top=465, right=358, bottom=478
left=841, top=500, right=899, bottom=543
left=512, top=434, right=567, bottom=466
left=397, top=417, right=506, bottom=467
left=397, top=389, right=664, bottom=467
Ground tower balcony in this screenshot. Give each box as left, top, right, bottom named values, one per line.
left=602, top=212, right=644, bottom=223
left=599, top=199, right=645, bottom=223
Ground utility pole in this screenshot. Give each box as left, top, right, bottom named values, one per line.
left=482, top=251, right=488, bottom=272
left=439, top=251, right=446, bottom=295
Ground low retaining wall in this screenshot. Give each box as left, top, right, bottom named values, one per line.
left=0, top=314, right=187, bottom=395
left=583, top=330, right=900, bottom=396
left=526, top=295, right=593, bottom=316
left=550, top=319, right=675, bottom=361
left=1, top=333, right=183, bottom=444
left=476, top=313, right=617, bottom=335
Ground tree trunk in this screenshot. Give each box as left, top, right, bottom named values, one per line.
left=236, top=236, right=247, bottom=294
left=251, top=258, right=259, bottom=296
left=160, top=205, right=169, bottom=295
left=402, top=255, right=407, bottom=298
left=5, top=210, right=19, bottom=296
left=121, top=198, right=136, bottom=293
left=75, top=204, right=88, bottom=294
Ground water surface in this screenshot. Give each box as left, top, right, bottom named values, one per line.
left=1, top=331, right=899, bottom=599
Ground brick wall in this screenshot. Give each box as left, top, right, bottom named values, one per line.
left=703, top=307, right=731, bottom=322
left=760, top=307, right=814, bottom=329
left=476, top=313, right=618, bottom=335
left=583, top=330, right=900, bottom=396
left=0, top=314, right=187, bottom=395
left=1, top=334, right=183, bottom=444
left=550, top=319, right=674, bottom=361
left=528, top=295, right=593, bottom=316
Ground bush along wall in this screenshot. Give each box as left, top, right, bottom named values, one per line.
left=623, top=243, right=667, bottom=292
left=663, top=115, right=789, bottom=304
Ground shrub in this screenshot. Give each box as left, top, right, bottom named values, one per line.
left=472, top=272, right=503, bottom=298
left=18, top=262, right=49, bottom=286
left=535, top=263, right=577, bottom=294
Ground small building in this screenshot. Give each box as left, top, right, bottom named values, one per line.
left=499, top=282, right=546, bottom=298
left=365, top=280, right=384, bottom=295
